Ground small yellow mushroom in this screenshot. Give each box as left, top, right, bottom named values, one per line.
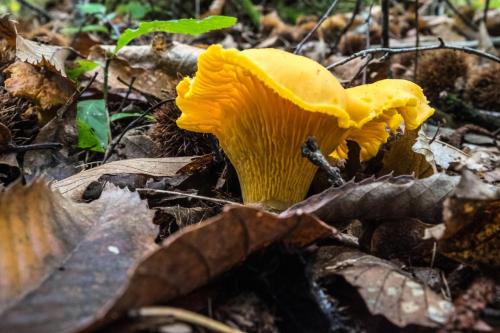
left=176, top=45, right=434, bottom=210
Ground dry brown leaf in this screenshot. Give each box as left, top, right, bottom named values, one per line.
left=16, top=35, right=72, bottom=77
left=78, top=206, right=338, bottom=332
left=283, top=173, right=460, bottom=225
left=381, top=129, right=435, bottom=178
left=0, top=15, right=17, bottom=48
left=432, top=171, right=500, bottom=267
left=88, top=42, right=203, bottom=98
left=313, top=246, right=455, bottom=328
left=52, top=156, right=197, bottom=200
left=4, top=61, right=75, bottom=112
left=0, top=180, right=157, bottom=323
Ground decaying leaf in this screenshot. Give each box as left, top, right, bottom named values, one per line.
left=0, top=181, right=157, bottom=329
left=0, top=15, right=17, bottom=48
left=88, top=42, right=203, bottom=98
left=381, top=129, right=435, bottom=178
left=312, top=246, right=455, bottom=328
left=4, top=61, right=75, bottom=112
left=16, top=35, right=72, bottom=77
left=430, top=171, right=500, bottom=267
left=283, top=173, right=460, bottom=225
left=77, top=206, right=338, bottom=332
left=52, top=156, right=196, bottom=200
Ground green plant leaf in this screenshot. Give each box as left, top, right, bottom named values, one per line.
left=67, top=59, right=99, bottom=81
left=76, top=3, right=106, bottom=15
left=62, top=24, right=109, bottom=35
left=116, top=1, right=152, bottom=19
left=114, top=15, right=237, bottom=53
left=77, top=99, right=109, bottom=153
left=110, top=112, right=155, bottom=122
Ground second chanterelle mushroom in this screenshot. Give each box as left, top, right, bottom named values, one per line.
left=176, top=45, right=434, bottom=211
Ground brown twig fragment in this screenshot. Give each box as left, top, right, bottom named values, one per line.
left=301, top=136, right=345, bottom=187
left=294, top=0, right=341, bottom=54
left=133, top=306, right=245, bottom=333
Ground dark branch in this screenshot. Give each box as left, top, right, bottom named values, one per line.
left=326, top=38, right=500, bottom=69
left=301, top=136, right=344, bottom=187
left=294, top=0, right=341, bottom=54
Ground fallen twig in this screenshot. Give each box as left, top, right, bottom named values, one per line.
left=136, top=188, right=240, bottom=206
left=301, top=136, right=345, bottom=187
left=327, top=38, right=500, bottom=69
left=294, top=0, right=341, bottom=54
left=133, top=306, right=244, bottom=333
left=102, top=98, right=174, bottom=163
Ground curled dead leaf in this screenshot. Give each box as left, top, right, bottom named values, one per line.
left=313, top=246, right=455, bottom=328
left=4, top=61, right=75, bottom=113
left=52, top=156, right=197, bottom=201
left=433, top=171, right=500, bottom=267
left=283, top=173, right=460, bottom=225
left=16, top=35, right=72, bottom=77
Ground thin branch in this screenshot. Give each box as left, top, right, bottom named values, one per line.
left=57, top=72, right=98, bottom=118
left=442, top=0, right=477, bottom=31
left=135, top=188, right=240, bottom=206
left=116, top=77, right=136, bottom=113
left=332, top=0, right=363, bottom=49
left=2, top=142, right=62, bottom=154
left=301, top=136, right=344, bottom=187
left=17, top=0, right=51, bottom=21
left=326, top=38, right=500, bottom=69
left=363, top=0, right=375, bottom=84
left=294, top=0, right=341, bottom=54
left=414, top=0, right=420, bottom=81
left=102, top=98, right=174, bottom=163
left=483, top=0, right=490, bottom=24
left=134, top=307, right=244, bottom=333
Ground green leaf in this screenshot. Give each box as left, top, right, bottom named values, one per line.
left=114, top=15, right=237, bottom=53
left=116, top=1, right=152, bottom=19
left=67, top=59, right=99, bottom=81
left=62, top=24, right=109, bottom=35
left=77, top=99, right=109, bottom=153
left=76, top=3, right=106, bottom=15
left=110, top=112, right=155, bottom=122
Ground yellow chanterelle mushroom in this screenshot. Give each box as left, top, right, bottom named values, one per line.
left=176, top=45, right=434, bottom=210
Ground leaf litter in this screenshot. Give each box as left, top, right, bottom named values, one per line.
left=0, top=1, right=499, bottom=332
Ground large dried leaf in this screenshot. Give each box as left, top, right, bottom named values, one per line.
left=88, top=42, right=202, bottom=98
left=313, top=246, right=455, bottom=328
left=431, top=171, right=500, bottom=267
left=283, top=173, right=460, bottom=224
left=52, top=156, right=196, bottom=200
left=381, top=129, right=435, bottom=178
left=4, top=61, right=75, bottom=111
left=16, top=35, right=72, bottom=77
left=0, top=181, right=157, bottom=332
left=78, top=206, right=338, bottom=332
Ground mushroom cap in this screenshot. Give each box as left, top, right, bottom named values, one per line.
left=332, top=79, right=435, bottom=160
left=177, top=44, right=353, bottom=131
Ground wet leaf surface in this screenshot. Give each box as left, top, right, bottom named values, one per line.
left=283, top=173, right=460, bottom=225
left=312, top=246, right=455, bottom=328
left=79, top=206, right=338, bottom=332
left=0, top=181, right=158, bottom=332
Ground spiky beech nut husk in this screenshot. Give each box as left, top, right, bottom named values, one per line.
left=338, top=32, right=366, bottom=56
left=416, top=50, right=470, bottom=103
left=466, top=63, right=500, bottom=111
left=150, top=104, right=213, bottom=157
